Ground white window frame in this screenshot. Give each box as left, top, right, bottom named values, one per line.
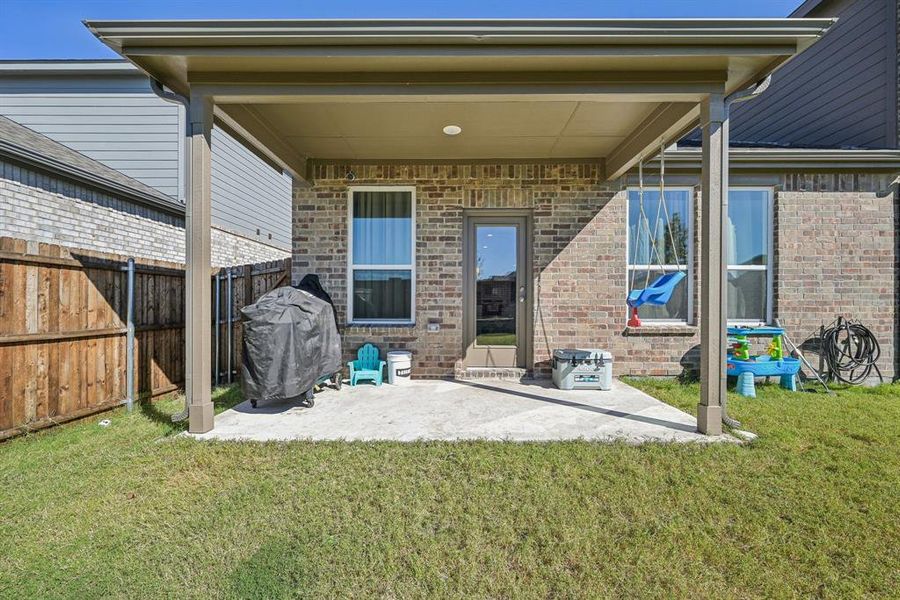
left=347, top=185, right=416, bottom=326
left=625, top=186, right=695, bottom=325
left=727, top=186, right=774, bottom=327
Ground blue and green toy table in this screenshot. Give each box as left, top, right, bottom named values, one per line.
left=726, top=327, right=801, bottom=397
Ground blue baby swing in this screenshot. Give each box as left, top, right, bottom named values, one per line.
left=627, top=143, right=685, bottom=327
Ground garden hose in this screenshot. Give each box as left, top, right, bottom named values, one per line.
left=820, top=317, right=883, bottom=385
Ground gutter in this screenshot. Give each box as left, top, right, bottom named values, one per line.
left=0, top=59, right=137, bottom=76
left=83, top=18, right=837, bottom=45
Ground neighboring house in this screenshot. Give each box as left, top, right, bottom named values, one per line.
left=86, top=17, right=900, bottom=435
left=0, top=115, right=281, bottom=266
left=0, top=60, right=291, bottom=263
left=727, top=0, right=899, bottom=149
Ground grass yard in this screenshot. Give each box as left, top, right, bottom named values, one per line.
left=475, top=332, right=517, bottom=346
left=1, top=381, right=899, bottom=599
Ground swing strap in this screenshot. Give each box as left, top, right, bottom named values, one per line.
left=628, top=140, right=685, bottom=305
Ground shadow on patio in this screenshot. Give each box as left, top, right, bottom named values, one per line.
left=190, top=378, right=736, bottom=443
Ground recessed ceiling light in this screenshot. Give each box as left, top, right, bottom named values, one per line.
left=442, top=124, right=462, bottom=136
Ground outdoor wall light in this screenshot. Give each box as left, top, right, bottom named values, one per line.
left=442, top=124, right=462, bottom=136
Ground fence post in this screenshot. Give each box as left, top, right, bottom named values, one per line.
left=226, top=268, right=233, bottom=384
left=214, top=270, right=221, bottom=387
left=125, top=257, right=135, bottom=411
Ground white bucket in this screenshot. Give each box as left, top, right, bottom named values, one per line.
left=386, top=350, right=412, bottom=384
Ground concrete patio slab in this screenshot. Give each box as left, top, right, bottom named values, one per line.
left=190, top=378, right=737, bottom=443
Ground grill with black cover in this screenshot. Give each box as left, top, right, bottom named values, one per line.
left=240, top=286, right=342, bottom=408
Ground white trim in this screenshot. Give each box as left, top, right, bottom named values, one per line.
left=726, top=186, right=774, bottom=326
left=347, top=185, right=416, bottom=325
left=625, top=186, right=695, bottom=325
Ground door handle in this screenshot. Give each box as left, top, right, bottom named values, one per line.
left=519, top=285, right=526, bottom=302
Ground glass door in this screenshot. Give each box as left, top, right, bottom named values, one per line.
left=464, top=215, right=528, bottom=368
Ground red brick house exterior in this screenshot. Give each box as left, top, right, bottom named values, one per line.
left=293, top=162, right=898, bottom=381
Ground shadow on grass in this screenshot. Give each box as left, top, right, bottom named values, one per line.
left=224, top=534, right=316, bottom=598
left=138, top=385, right=245, bottom=436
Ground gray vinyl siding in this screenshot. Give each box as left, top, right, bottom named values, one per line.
left=0, top=74, right=182, bottom=197
left=0, top=65, right=292, bottom=250
left=728, top=0, right=897, bottom=149
left=212, top=126, right=292, bottom=248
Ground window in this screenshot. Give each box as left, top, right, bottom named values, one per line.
left=347, top=187, right=415, bottom=324
left=727, top=188, right=773, bottom=324
left=627, top=188, right=693, bottom=323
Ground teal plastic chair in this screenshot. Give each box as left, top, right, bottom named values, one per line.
left=348, top=343, right=386, bottom=386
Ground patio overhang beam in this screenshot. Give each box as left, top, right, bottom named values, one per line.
left=191, top=80, right=726, bottom=105
left=604, top=101, right=702, bottom=180
left=188, top=69, right=729, bottom=87
left=213, top=106, right=308, bottom=180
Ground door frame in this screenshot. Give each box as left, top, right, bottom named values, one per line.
left=462, top=209, right=533, bottom=369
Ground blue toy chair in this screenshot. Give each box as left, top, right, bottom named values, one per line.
left=348, top=343, right=386, bottom=386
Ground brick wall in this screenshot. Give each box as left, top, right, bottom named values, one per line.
left=0, top=158, right=289, bottom=267
left=775, top=173, right=898, bottom=380
left=293, top=163, right=897, bottom=380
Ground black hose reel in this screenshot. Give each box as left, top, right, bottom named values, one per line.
left=820, top=317, right=883, bottom=385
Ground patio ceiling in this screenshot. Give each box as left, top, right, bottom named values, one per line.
left=86, top=18, right=834, bottom=180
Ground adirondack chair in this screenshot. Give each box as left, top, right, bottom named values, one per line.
left=348, top=343, right=386, bottom=386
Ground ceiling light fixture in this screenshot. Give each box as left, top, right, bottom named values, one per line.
left=442, top=124, right=462, bottom=136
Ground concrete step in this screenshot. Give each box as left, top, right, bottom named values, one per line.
left=455, top=367, right=533, bottom=382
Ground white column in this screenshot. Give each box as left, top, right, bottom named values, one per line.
left=187, top=93, right=214, bottom=433
left=698, top=93, right=728, bottom=436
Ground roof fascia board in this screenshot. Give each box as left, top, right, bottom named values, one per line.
left=120, top=44, right=800, bottom=58
left=0, top=59, right=139, bottom=77
left=83, top=18, right=836, bottom=43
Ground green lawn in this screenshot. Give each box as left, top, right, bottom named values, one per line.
left=475, top=332, right=517, bottom=346
left=1, top=381, right=899, bottom=599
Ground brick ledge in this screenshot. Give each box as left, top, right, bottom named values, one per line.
left=623, top=324, right=698, bottom=336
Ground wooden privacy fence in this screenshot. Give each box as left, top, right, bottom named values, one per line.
left=0, top=237, right=290, bottom=440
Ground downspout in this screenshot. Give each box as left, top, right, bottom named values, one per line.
left=725, top=75, right=771, bottom=109
left=150, top=79, right=192, bottom=423
left=717, top=75, right=772, bottom=430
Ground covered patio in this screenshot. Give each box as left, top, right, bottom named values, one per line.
left=86, top=19, right=833, bottom=436
left=191, top=379, right=735, bottom=443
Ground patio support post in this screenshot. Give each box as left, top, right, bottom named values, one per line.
left=186, top=93, right=215, bottom=433
left=697, top=93, right=728, bottom=436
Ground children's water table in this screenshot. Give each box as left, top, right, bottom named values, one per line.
left=726, top=326, right=801, bottom=397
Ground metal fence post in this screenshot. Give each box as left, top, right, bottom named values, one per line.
left=214, top=270, right=221, bottom=387
left=125, top=257, right=135, bottom=411
left=226, top=268, right=233, bottom=384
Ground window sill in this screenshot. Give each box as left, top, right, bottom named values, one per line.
left=346, top=322, right=416, bottom=329
left=623, top=324, right=698, bottom=336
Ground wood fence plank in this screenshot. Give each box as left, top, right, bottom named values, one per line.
left=0, top=347, right=13, bottom=430
left=11, top=340, right=26, bottom=425
left=0, top=262, right=12, bottom=336
left=0, top=237, right=289, bottom=437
